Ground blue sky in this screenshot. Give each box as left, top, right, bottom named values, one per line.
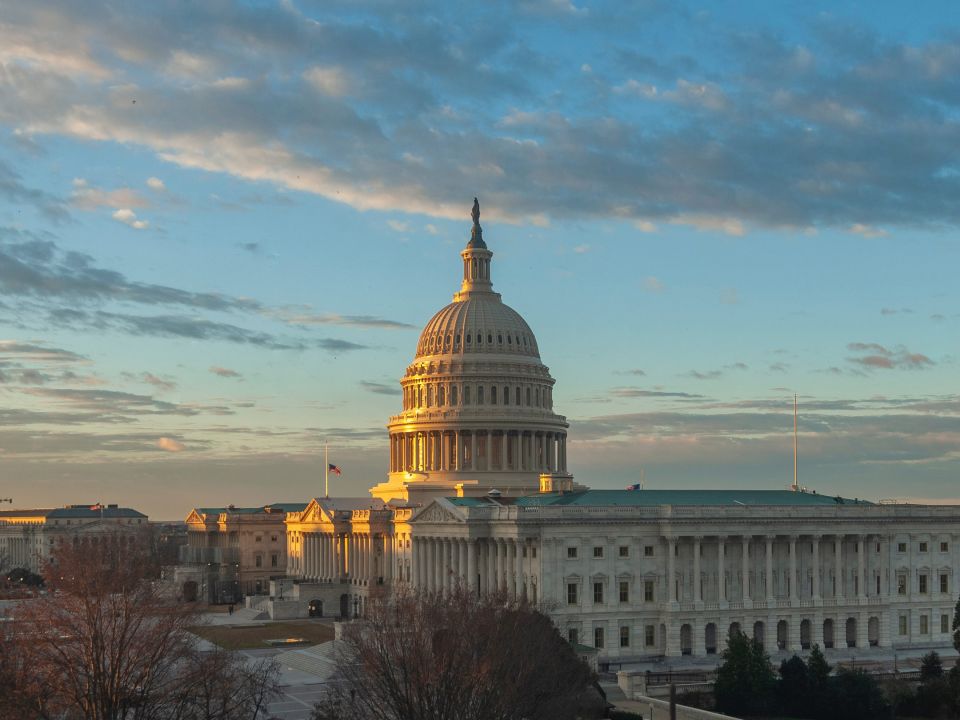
left=1, top=0, right=958, bottom=518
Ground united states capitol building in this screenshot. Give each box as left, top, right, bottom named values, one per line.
left=201, top=201, right=960, bottom=662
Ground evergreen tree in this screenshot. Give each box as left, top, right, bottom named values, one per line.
left=920, top=651, right=944, bottom=682
left=824, top=670, right=890, bottom=720
left=713, top=631, right=776, bottom=717
left=776, top=655, right=812, bottom=718
left=953, top=594, right=960, bottom=655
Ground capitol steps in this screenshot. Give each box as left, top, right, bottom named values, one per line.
left=232, top=607, right=268, bottom=622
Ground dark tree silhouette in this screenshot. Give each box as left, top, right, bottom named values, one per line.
left=311, top=586, right=603, bottom=720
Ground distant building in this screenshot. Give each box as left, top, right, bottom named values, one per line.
left=174, top=503, right=306, bottom=603
left=284, top=201, right=960, bottom=661
left=0, top=504, right=149, bottom=574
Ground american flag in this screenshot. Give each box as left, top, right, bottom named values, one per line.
left=625, top=483, right=641, bottom=491
left=328, top=464, right=342, bottom=476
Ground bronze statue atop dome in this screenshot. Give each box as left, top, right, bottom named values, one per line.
left=467, top=197, right=486, bottom=248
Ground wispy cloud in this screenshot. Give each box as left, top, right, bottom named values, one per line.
left=360, top=381, right=401, bottom=396
left=847, top=342, right=934, bottom=370
left=209, top=366, right=241, bottom=378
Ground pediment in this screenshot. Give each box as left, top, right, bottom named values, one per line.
left=299, top=498, right=335, bottom=524
left=185, top=509, right=204, bottom=524
left=411, top=499, right=465, bottom=525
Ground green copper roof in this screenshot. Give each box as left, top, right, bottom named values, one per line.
left=449, top=490, right=872, bottom=508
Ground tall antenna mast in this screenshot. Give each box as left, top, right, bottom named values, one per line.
left=324, top=442, right=329, bottom=499
left=793, top=394, right=798, bottom=492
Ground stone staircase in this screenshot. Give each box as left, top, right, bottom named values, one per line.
left=275, top=641, right=341, bottom=681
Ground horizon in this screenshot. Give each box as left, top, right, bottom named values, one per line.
left=1, top=1, right=959, bottom=519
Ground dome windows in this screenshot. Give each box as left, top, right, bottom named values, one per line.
left=487, top=333, right=493, bottom=344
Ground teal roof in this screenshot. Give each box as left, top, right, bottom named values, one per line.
left=449, top=490, right=872, bottom=508
left=49, top=507, right=147, bottom=519
left=194, top=502, right=307, bottom=516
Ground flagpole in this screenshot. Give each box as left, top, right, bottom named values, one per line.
left=793, top=394, right=798, bottom=492
left=324, top=442, right=329, bottom=499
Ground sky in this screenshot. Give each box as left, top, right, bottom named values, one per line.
left=1, top=0, right=959, bottom=519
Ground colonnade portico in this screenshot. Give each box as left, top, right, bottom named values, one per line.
left=297, top=530, right=396, bottom=587
left=411, top=535, right=537, bottom=602
left=389, top=429, right=567, bottom=475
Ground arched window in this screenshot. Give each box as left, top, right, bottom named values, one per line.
left=417, top=386, right=422, bottom=407
left=498, top=334, right=503, bottom=344
left=426, top=385, right=432, bottom=407
left=478, top=386, right=484, bottom=405
left=526, top=387, right=531, bottom=405
left=488, top=333, right=493, bottom=344
left=438, top=385, right=445, bottom=405
left=501, top=386, right=507, bottom=405
left=464, top=385, right=470, bottom=404
left=451, top=385, right=459, bottom=405
left=491, top=386, right=497, bottom=404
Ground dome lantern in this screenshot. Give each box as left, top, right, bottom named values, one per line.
left=455, top=198, right=495, bottom=301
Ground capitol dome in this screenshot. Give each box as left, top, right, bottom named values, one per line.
left=415, top=298, right=541, bottom=360
left=370, top=198, right=572, bottom=505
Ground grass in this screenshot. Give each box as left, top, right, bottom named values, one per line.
left=190, top=619, right=335, bottom=650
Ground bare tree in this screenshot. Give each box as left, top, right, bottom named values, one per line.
left=0, top=533, right=279, bottom=720
left=312, top=586, right=603, bottom=720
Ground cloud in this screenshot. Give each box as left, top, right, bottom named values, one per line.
left=685, top=369, right=724, bottom=380
left=112, top=208, right=149, bottom=229
left=156, top=436, right=186, bottom=452
left=642, top=276, right=664, bottom=293
left=573, top=244, right=591, bottom=254
left=209, top=365, right=241, bottom=378
left=849, top=223, right=887, bottom=238
left=615, top=368, right=646, bottom=376
left=0, top=159, right=68, bottom=222
left=5, top=5, right=960, bottom=232
left=719, top=288, right=739, bottom=305
left=140, top=372, right=177, bottom=392
left=360, top=381, right=402, bottom=396
left=146, top=177, right=166, bottom=191
left=386, top=220, right=411, bottom=232
left=0, top=341, right=85, bottom=362
left=880, top=307, right=913, bottom=316
left=609, top=387, right=704, bottom=399
left=847, top=342, right=934, bottom=370
left=269, top=309, right=414, bottom=329
left=71, top=179, right=149, bottom=210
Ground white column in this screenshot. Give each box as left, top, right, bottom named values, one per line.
left=790, top=535, right=798, bottom=602
left=515, top=540, right=525, bottom=599
left=742, top=536, right=751, bottom=604
left=468, top=539, right=478, bottom=593
left=486, top=431, right=493, bottom=471
left=470, top=432, right=477, bottom=470
left=857, top=534, right=866, bottom=600
left=765, top=536, right=775, bottom=603
left=495, top=539, right=504, bottom=592
left=668, top=537, right=677, bottom=604
left=459, top=539, right=467, bottom=586
left=835, top=535, right=844, bottom=601
left=813, top=535, right=821, bottom=600
left=718, top=536, right=727, bottom=603
left=693, top=536, right=702, bottom=604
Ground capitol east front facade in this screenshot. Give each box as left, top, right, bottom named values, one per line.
left=268, top=201, right=960, bottom=662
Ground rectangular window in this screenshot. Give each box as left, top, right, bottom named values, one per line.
left=644, top=545, right=655, bottom=557
left=593, top=582, right=604, bottom=604
left=255, top=536, right=262, bottom=542
left=920, top=542, right=929, bottom=552
left=920, top=574, right=928, bottom=594
left=271, top=535, right=278, bottom=542
left=943, top=615, right=950, bottom=634
left=619, top=581, right=629, bottom=603
left=920, top=615, right=929, bottom=635
left=898, top=575, right=907, bottom=595
left=898, top=542, right=907, bottom=553
left=568, top=628, right=578, bottom=645
left=620, top=626, right=630, bottom=648
left=593, top=546, right=604, bottom=558
left=941, top=541, right=949, bottom=552
left=567, top=546, right=578, bottom=559
left=941, top=574, right=949, bottom=594
left=271, top=554, right=278, bottom=568
left=594, top=627, right=605, bottom=649
left=619, top=545, right=629, bottom=558
left=255, top=555, right=262, bottom=568
left=645, top=625, right=656, bottom=647
left=899, top=616, right=908, bottom=636
left=567, top=583, right=578, bottom=605
left=644, top=580, right=655, bottom=602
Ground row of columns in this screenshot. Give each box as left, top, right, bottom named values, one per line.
left=412, top=536, right=537, bottom=601
left=297, top=532, right=396, bottom=586
left=390, top=429, right=567, bottom=474
left=666, top=534, right=885, bottom=606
